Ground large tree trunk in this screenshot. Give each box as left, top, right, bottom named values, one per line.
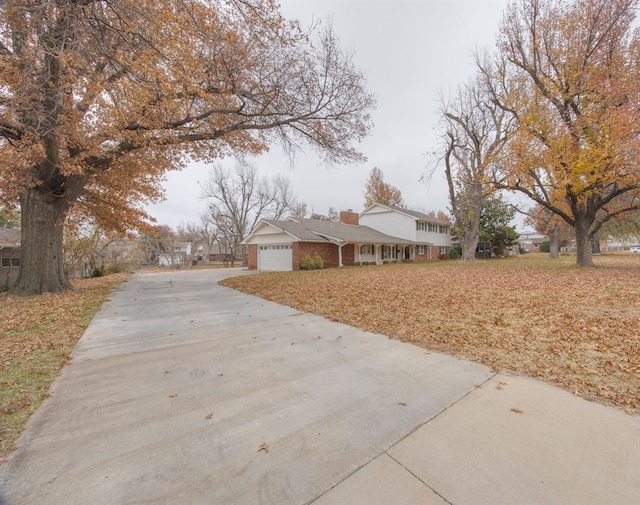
left=460, top=231, right=480, bottom=261
left=12, top=188, right=71, bottom=295
left=574, top=217, right=594, bottom=267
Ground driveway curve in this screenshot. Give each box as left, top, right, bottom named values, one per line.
left=1, top=269, right=491, bottom=504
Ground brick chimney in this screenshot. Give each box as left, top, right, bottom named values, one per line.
left=340, top=209, right=359, bottom=225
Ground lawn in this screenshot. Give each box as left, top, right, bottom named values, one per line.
left=0, top=274, right=128, bottom=459
left=221, top=254, right=640, bottom=414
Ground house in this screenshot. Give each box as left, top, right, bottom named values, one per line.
left=518, top=231, right=549, bottom=252
left=157, top=241, right=192, bottom=268
left=243, top=208, right=452, bottom=271
left=0, top=227, right=20, bottom=288
left=359, top=204, right=452, bottom=260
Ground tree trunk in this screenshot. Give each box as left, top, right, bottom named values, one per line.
left=460, top=232, right=479, bottom=261
left=549, top=223, right=559, bottom=259
left=574, top=217, right=594, bottom=267
left=12, top=188, right=71, bottom=295
left=591, top=234, right=601, bottom=255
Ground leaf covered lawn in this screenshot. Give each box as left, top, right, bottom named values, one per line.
left=221, top=255, right=640, bottom=413
left=0, top=274, right=128, bottom=459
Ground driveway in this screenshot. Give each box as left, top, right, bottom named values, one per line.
left=1, top=269, right=639, bottom=504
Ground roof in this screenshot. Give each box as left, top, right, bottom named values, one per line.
left=247, top=218, right=430, bottom=245
left=361, top=203, right=451, bottom=225
left=0, top=227, right=20, bottom=248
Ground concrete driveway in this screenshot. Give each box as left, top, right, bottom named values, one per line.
left=1, top=269, right=639, bottom=504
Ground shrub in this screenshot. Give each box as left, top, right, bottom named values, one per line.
left=437, top=253, right=447, bottom=260
left=300, top=254, right=324, bottom=270
left=448, top=248, right=460, bottom=260
left=539, top=241, right=550, bottom=253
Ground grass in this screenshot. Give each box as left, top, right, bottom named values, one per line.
left=0, top=273, right=128, bottom=459
left=221, top=253, right=640, bottom=414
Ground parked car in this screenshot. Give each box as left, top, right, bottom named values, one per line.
left=630, top=246, right=640, bottom=253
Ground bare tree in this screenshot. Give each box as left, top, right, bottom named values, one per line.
left=437, top=75, right=512, bottom=261
left=200, top=161, right=298, bottom=264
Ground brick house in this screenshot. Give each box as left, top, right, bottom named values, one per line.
left=0, top=227, right=20, bottom=288
left=243, top=209, right=451, bottom=271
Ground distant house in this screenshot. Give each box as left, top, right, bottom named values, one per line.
left=158, top=241, right=192, bottom=268
left=0, top=227, right=20, bottom=288
left=518, top=231, right=549, bottom=252
left=242, top=208, right=452, bottom=272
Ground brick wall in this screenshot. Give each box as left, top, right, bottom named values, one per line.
left=247, top=244, right=257, bottom=270
left=294, top=242, right=339, bottom=269
left=339, top=211, right=359, bottom=225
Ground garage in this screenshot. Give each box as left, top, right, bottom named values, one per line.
left=257, top=244, right=293, bottom=271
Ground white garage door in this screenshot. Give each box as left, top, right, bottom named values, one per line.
left=258, top=244, right=293, bottom=271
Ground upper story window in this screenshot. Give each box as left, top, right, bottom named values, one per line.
left=416, top=221, right=427, bottom=231
left=439, top=225, right=448, bottom=234
left=428, top=223, right=437, bottom=232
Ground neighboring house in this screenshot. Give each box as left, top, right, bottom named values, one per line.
left=243, top=208, right=452, bottom=272
left=158, top=241, right=192, bottom=267
left=518, top=231, right=549, bottom=252
left=359, top=204, right=452, bottom=260
left=0, top=227, right=20, bottom=288
left=600, top=234, right=639, bottom=251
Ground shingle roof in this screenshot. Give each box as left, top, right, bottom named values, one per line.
left=257, top=218, right=427, bottom=245
left=0, top=227, right=20, bottom=248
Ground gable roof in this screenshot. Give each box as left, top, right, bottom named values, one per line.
left=0, top=228, right=20, bottom=248
left=245, top=218, right=429, bottom=245
left=361, top=203, right=450, bottom=225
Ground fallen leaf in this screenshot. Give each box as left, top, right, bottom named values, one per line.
left=510, top=408, right=524, bottom=414
left=205, top=412, right=213, bottom=420
left=258, top=442, right=270, bottom=453
left=217, top=372, right=224, bottom=377
left=398, top=402, right=407, bottom=407
left=496, top=381, right=506, bottom=390
left=168, top=393, right=178, bottom=398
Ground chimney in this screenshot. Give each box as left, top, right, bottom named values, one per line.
left=340, top=210, right=359, bottom=225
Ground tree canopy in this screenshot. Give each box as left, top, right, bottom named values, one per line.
left=480, top=0, right=640, bottom=266
left=363, top=167, right=403, bottom=208
left=0, top=0, right=375, bottom=294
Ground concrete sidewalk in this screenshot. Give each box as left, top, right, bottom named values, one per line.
left=1, top=270, right=639, bottom=504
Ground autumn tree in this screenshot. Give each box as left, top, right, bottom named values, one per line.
left=438, top=76, right=512, bottom=261
left=0, top=205, right=19, bottom=229
left=480, top=0, right=640, bottom=267
left=523, top=203, right=574, bottom=257
left=363, top=167, right=403, bottom=208
left=200, top=161, right=298, bottom=265
left=0, top=0, right=374, bottom=294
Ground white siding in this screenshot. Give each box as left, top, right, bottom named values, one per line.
left=360, top=209, right=415, bottom=241
left=245, top=226, right=296, bottom=245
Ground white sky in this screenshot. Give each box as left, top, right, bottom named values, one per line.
left=145, top=0, right=512, bottom=229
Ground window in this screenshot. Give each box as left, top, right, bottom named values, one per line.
left=1, top=257, right=20, bottom=267
left=259, top=244, right=292, bottom=250
left=428, top=223, right=437, bottom=232
left=416, top=245, right=426, bottom=255
left=382, top=245, right=397, bottom=260
left=360, top=244, right=374, bottom=255
left=439, top=225, right=448, bottom=234
left=439, top=246, right=448, bottom=255
left=416, top=221, right=427, bottom=231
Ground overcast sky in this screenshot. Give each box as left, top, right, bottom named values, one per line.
left=145, top=0, right=512, bottom=229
